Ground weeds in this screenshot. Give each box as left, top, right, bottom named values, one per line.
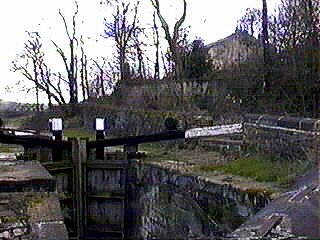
left=199, top=155, right=310, bottom=187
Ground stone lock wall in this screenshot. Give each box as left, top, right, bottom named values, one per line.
left=0, top=161, right=68, bottom=240
left=243, top=114, right=320, bottom=163
left=126, top=160, right=271, bottom=239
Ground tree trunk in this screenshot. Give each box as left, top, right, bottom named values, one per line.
left=307, top=0, right=320, bottom=117
left=33, top=60, right=40, bottom=112
left=120, top=48, right=125, bottom=81
left=262, top=0, right=270, bottom=91
left=100, top=69, right=106, bottom=96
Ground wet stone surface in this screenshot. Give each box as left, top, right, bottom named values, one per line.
left=127, top=160, right=274, bottom=239
left=0, top=193, right=68, bottom=240
left=0, top=161, right=55, bottom=192
left=0, top=157, right=68, bottom=240
left=230, top=166, right=320, bottom=239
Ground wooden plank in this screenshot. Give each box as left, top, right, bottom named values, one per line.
left=256, top=215, right=283, bottom=237
left=185, top=124, right=243, bottom=139
left=43, top=161, right=73, bottom=172
left=0, top=127, right=39, bottom=135
left=86, top=161, right=127, bottom=169
left=289, top=185, right=318, bottom=202
left=87, top=124, right=245, bottom=149
left=85, top=147, right=126, bottom=239
left=43, top=160, right=73, bottom=166
left=72, top=139, right=87, bottom=239
left=0, top=132, right=71, bottom=149
left=87, top=224, right=123, bottom=233
left=87, top=198, right=124, bottom=227
left=87, top=193, right=125, bottom=200
left=87, top=130, right=185, bottom=149
left=87, top=169, right=124, bottom=194
left=44, top=166, right=73, bottom=172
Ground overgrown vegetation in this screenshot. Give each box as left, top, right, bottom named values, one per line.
left=199, top=155, right=310, bottom=187
left=0, top=144, right=12, bottom=152
left=0, top=144, right=23, bottom=153
left=140, top=142, right=221, bottom=164
left=140, top=142, right=187, bottom=162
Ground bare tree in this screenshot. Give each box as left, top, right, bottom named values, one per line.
left=12, top=32, right=67, bottom=107
left=52, top=2, right=80, bottom=104
left=262, top=0, right=271, bottom=91
left=20, top=32, right=41, bottom=111
left=90, top=57, right=117, bottom=98
left=79, top=36, right=90, bottom=101
left=150, top=0, right=187, bottom=107
left=92, top=58, right=107, bottom=97
left=132, top=29, right=147, bottom=80
left=306, top=0, right=320, bottom=116
left=103, top=0, right=140, bottom=82
left=152, top=11, right=160, bottom=80
left=151, top=0, right=187, bottom=80
left=237, top=8, right=262, bottom=36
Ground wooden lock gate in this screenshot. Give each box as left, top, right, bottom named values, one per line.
left=42, top=139, right=128, bottom=240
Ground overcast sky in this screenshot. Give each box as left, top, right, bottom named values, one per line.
left=0, top=0, right=280, bottom=103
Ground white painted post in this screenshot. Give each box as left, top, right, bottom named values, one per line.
left=49, top=118, right=64, bottom=161
left=185, top=124, right=243, bottom=139
left=95, top=118, right=106, bottom=160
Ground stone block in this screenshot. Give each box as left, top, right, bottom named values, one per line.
left=243, top=114, right=262, bottom=124
left=0, top=193, right=68, bottom=240
left=28, top=195, right=64, bottom=223
left=259, top=115, right=281, bottom=126
left=278, top=116, right=301, bottom=129
left=300, top=118, right=317, bottom=131
left=0, top=161, right=55, bottom=192
left=32, top=221, right=68, bottom=240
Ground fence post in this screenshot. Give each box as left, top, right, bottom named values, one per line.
left=23, top=145, right=41, bottom=161
left=95, top=118, right=106, bottom=160
left=49, top=118, right=64, bottom=161
left=124, top=144, right=138, bottom=153
left=72, top=138, right=87, bottom=239
left=124, top=144, right=138, bottom=160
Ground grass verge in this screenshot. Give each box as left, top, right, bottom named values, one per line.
left=0, top=144, right=23, bottom=153
left=140, top=142, right=222, bottom=166
left=0, top=145, right=12, bottom=152
left=199, top=155, right=310, bottom=187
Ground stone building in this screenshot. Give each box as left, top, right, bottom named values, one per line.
left=206, top=30, right=262, bottom=70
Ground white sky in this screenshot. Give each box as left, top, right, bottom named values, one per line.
left=0, top=0, right=280, bottom=103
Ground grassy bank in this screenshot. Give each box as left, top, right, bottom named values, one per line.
left=140, top=142, right=221, bottom=164
left=199, top=155, right=310, bottom=187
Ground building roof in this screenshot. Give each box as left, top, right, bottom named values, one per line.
left=206, top=30, right=260, bottom=49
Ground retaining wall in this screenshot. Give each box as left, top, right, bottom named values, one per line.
left=79, top=105, right=212, bottom=136
left=126, top=160, right=271, bottom=239
left=243, top=114, right=320, bottom=163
